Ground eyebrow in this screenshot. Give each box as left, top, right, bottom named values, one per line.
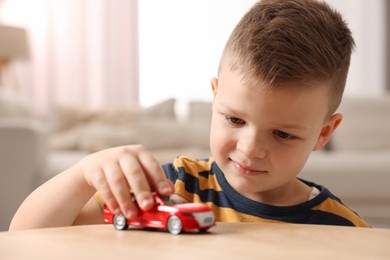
left=217, top=102, right=309, bottom=131
left=273, top=123, right=309, bottom=131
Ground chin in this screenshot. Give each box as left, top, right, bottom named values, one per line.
left=226, top=174, right=263, bottom=192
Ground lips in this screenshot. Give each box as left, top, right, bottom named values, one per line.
left=231, top=160, right=267, bottom=176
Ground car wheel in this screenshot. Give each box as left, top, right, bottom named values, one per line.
left=113, top=214, right=128, bottom=230
left=167, top=215, right=182, bottom=235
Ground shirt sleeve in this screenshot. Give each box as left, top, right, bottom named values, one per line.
left=162, top=162, right=179, bottom=184
left=93, top=192, right=105, bottom=211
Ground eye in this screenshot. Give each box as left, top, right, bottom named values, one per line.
left=273, top=130, right=295, bottom=139
left=224, top=115, right=245, bottom=125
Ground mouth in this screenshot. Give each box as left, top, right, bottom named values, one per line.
left=230, top=159, right=267, bottom=176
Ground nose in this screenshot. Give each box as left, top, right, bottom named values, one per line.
left=236, top=130, right=267, bottom=159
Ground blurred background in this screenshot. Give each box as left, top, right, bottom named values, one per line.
left=0, top=0, right=389, bottom=230
left=0, top=0, right=388, bottom=115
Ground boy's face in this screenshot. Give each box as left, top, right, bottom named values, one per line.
left=210, top=68, right=342, bottom=204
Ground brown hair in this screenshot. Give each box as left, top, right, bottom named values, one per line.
left=219, top=0, right=355, bottom=115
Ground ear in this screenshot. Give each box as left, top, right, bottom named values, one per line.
left=211, top=77, right=218, bottom=97
left=313, top=113, right=343, bottom=151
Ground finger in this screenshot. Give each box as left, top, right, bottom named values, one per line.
left=118, top=152, right=155, bottom=211
left=104, top=163, right=138, bottom=219
left=137, top=147, right=174, bottom=196
left=88, top=168, right=120, bottom=214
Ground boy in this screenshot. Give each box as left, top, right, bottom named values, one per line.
left=10, top=0, right=370, bottom=230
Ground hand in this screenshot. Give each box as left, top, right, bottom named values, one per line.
left=77, top=145, right=174, bottom=219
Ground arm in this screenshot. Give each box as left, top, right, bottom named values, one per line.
left=9, top=145, right=173, bottom=230
left=9, top=165, right=97, bottom=229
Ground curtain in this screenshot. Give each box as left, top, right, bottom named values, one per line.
left=387, top=0, right=390, bottom=91
left=0, top=0, right=139, bottom=116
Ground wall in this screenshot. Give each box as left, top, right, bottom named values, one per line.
left=138, top=0, right=257, bottom=112
left=138, top=0, right=388, bottom=111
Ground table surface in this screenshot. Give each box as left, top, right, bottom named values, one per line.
left=1, top=223, right=390, bottom=259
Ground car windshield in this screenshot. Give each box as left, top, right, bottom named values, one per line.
left=162, top=194, right=189, bottom=205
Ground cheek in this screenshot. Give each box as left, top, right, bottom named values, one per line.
left=210, top=120, right=234, bottom=155
left=271, top=145, right=312, bottom=174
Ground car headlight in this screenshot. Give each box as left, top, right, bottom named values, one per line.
left=192, top=212, right=215, bottom=227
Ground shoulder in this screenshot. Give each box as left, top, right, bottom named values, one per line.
left=173, top=156, right=214, bottom=171
left=163, top=156, right=215, bottom=174
left=309, top=186, right=370, bottom=227
left=312, top=193, right=371, bottom=227
left=162, top=156, right=222, bottom=204
left=162, top=156, right=216, bottom=182
left=300, top=179, right=371, bottom=227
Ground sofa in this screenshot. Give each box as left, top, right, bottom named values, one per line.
left=1, top=95, right=389, bottom=230
left=0, top=92, right=48, bottom=231
left=44, top=98, right=212, bottom=182
left=300, top=96, right=390, bottom=228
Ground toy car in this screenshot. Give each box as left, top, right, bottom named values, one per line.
left=103, top=193, right=215, bottom=234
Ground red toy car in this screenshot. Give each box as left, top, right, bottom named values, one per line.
left=103, top=193, right=215, bottom=234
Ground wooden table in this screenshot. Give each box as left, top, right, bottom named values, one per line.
left=1, top=223, right=389, bottom=259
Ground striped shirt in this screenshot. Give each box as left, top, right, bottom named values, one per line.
left=162, top=156, right=371, bottom=227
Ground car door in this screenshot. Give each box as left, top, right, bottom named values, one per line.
left=139, top=196, right=165, bottom=228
